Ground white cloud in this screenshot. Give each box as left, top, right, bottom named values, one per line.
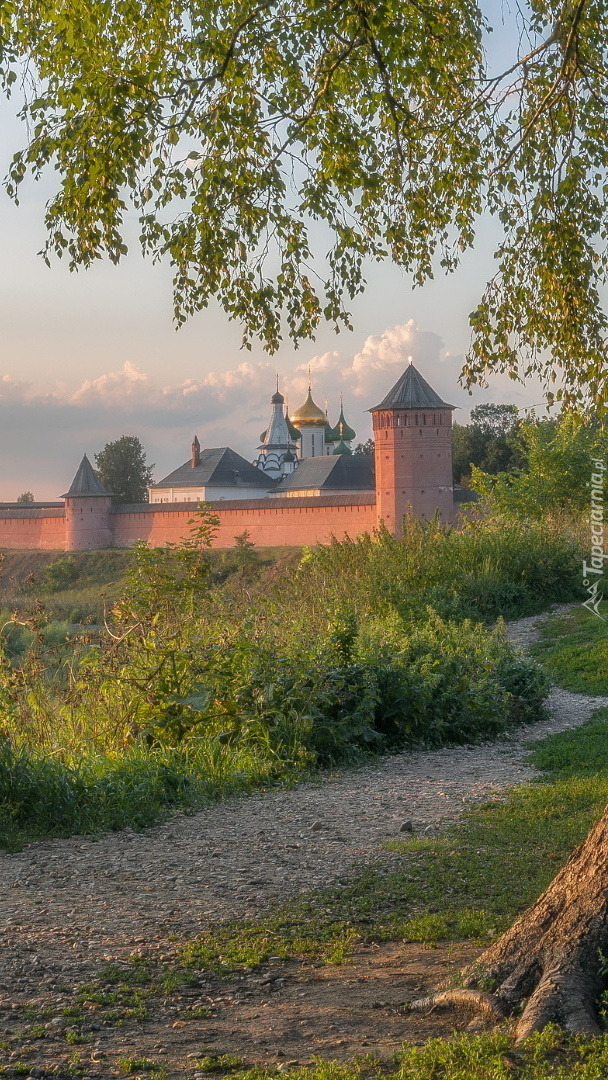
left=71, top=361, right=156, bottom=407
left=0, top=322, right=551, bottom=499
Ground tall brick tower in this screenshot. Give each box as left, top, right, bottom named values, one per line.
left=370, top=361, right=454, bottom=534
left=62, top=455, right=114, bottom=550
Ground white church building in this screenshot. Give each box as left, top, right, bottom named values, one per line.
left=148, top=381, right=359, bottom=503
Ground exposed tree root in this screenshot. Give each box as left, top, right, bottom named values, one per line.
left=410, top=989, right=507, bottom=1020
left=410, top=806, right=608, bottom=1042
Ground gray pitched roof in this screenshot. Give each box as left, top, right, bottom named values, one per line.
left=61, top=455, right=111, bottom=498
left=153, top=447, right=275, bottom=490
left=113, top=493, right=376, bottom=512
left=370, top=364, right=454, bottom=411
left=272, top=454, right=374, bottom=493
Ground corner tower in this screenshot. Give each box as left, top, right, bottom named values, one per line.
left=61, top=455, right=114, bottom=550
left=370, top=362, right=454, bottom=534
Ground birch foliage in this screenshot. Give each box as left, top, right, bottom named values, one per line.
left=2, top=0, right=608, bottom=408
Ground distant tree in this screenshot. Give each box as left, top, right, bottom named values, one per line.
left=232, top=531, right=259, bottom=572
left=452, top=404, right=522, bottom=485
left=470, top=403, right=519, bottom=438
left=471, top=415, right=608, bottom=519
left=95, top=436, right=154, bottom=504
left=353, top=439, right=374, bottom=456
left=16, top=491, right=34, bottom=503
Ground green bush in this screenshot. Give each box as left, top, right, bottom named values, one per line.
left=361, top=612, right=549, bottom=749
left=43, top=557, right=78, bottom=592
left=297, top=515, right=584, bottom=625
left=0, top=509, right=562, bottom=845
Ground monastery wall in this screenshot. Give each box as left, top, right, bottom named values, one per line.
left=112, top=495, right=377, bottom=549
left=0, top=496, right=377, bottom=552
left=0, top=509, right=66, bottom=551
left=0, top=363, right=456, bottom=552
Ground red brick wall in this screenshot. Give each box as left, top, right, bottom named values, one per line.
left=65, top=496, right=114, bottom=551
left=373, top=407, right=453, bottom=533
left=0, top=496, right=377, bottom=551
left=112, top=496, right=377, bottom=549
left=0, top=511, right=66, bottom=551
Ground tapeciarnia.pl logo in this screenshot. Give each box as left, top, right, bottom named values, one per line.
left=582, top=458, right=606, bottom=619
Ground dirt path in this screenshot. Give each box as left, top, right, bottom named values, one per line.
left=1, top=604, right=606, bottom=1076
left=2, top=606, right=606, bottom=986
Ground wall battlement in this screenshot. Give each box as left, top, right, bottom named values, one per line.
left=0, top=494, right=379, bottom=551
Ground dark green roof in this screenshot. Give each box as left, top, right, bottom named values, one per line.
left=153, top=447, right=275, bottom=490
left=370, top=364, right=454, bottom=411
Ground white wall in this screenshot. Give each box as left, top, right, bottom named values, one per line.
left=148, top=486, right=272, bottom=503
left=298, top=427, right=327, bottom=459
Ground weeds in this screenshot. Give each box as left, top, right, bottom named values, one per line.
left=0, top=513, right=580, bottom=847
left=530, top=601, right=608, bottom=695
left=196, top=1053, right=243, bottom=1073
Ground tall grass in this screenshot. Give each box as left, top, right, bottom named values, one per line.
left=0, top=512, right=582, bottom=847
left=294, top=515, right=584, bottom=624
left=0, top=738, right=292, bottom=851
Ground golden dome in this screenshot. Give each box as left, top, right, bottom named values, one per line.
left=290, top=389, right=327, bottom=427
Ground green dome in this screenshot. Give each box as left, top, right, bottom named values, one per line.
left=333, top=440, right=352, bottom=455
left=335, top=406, right=356, bottom=442
left=286, top=416, right=301, bottom=440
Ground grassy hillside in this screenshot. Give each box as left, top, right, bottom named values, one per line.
left=0, top=546, right=303, bottom=622
left=0, top=515, right=583, bottom=849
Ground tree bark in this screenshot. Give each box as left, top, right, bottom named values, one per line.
left=412, top=806, right=608, bottom=1041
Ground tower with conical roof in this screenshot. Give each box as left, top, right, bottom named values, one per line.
left=369, top=360, right=454, bottom=532
left=61, top=454, right=114, bottom=550
left=255, top=384, right=299, bottom=479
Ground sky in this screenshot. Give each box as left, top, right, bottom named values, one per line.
left=0, top=3, right=551, bottom=501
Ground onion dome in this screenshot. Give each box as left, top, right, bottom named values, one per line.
left=286, top=416, right=301, bottom=440
left=290, top=389, right=327, bottom=427
left=271, top=390, right=284, bottom=404
left=332, top=439, right=352, bottom=455
left=334, top=405, right=356, bottom=442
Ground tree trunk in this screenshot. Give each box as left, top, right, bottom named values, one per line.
left=412, top=806, right=608, bottom=1041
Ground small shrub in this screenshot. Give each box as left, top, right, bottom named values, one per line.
left=43, top=558, right=78, bottom=592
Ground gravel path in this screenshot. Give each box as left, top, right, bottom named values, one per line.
left=2, top=605, right=607, bottom=996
